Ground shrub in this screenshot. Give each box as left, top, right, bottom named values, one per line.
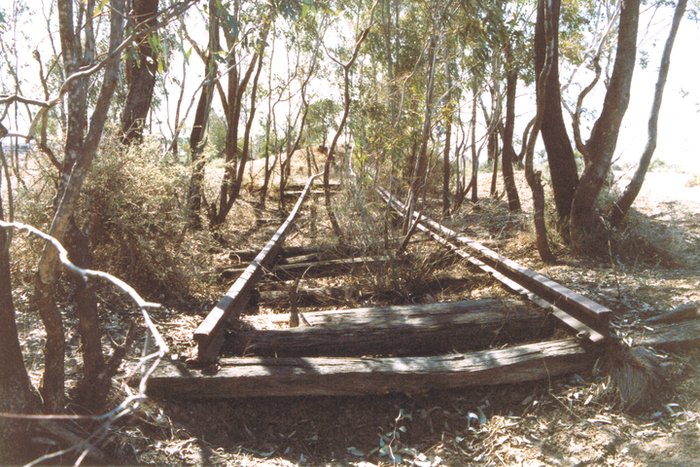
left=79, top=136, right=211, bottom=302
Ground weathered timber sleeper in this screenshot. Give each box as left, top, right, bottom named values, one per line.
left=228, top=245, right=338, bottom=263
left=224, top=299, right=555, bottom=357
left=147, top=338, right=596, bottom=398
left=148, top=319, right=699, bottom=398
left=223, top=256, right=398, bottom=281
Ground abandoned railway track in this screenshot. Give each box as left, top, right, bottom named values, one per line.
left=147, top=176, right=700, bottom=398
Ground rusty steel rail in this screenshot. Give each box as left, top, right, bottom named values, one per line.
left=376, top=186, right=611, bottom=343
left=194, top=173, right=324, bottom=361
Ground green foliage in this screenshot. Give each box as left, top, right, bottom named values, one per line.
left=560, top=0, right=594, bottom=65
left=206, top=111, right=227, bottom=157
left=648, top=158, right=669, bottom=172
left=305, top=98, right=339, bottom=146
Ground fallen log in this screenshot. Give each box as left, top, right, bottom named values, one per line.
left=147, top=338, right=597, bottom=398
left=224, top=299, right=555, bottom=357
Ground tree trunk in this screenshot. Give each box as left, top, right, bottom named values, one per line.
left=35, top=0, right=125, bottom=411
left=489, top=131, right=499, bottom=197
left=441, top=42, right=453, bottom=216
left=0, top=183, right=40, bottom=462
left=186, top=83, right=214, bottom=229
left=120, top=0, right=159, bottom=144
left=570, top=0, right=639, bottom=243
left=211, top=36, right=268, bottom=227
left=527, top=0, right=557, bottom=263
left=534, top=0, right=579, bottom=221
left=609, top=0, right=686, bottom=226
left=324, top=14, right=375, bottom=241
left=259, top=36, right=277, bottom=209
left=469, top=84, right=479, bottom=203
left=442, top=102, right=452, bottom=216
left=405, top=30, right=437, bottom=232
left=501, top=38, right=522, bottom=212
left=64, top=220, right=107, bottom=410
left=186, top=0, right=218, bottom=228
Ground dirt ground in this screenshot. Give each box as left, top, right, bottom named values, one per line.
left=13, top=156, right=700, bottom=465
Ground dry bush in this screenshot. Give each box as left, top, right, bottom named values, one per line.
left=330, top=182, right=402, bottom=288
left=329, top=180, right=462, bottom=300
left=79, top=136, right=215, bottom=302
left=3, top=151, right=67, bottom=292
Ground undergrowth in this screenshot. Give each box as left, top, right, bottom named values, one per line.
left=78, top=135, right=217, bottom=303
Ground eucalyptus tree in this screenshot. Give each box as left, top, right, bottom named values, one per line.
left=452, top=0, right=497, bottom=205
left=120, top=0, right=160, bottom=144
left=535, top=0, right=580, bottom=224
left=276, top=8, right=327, bottom=210
left=0, top=132, right=40, bottom=461
left=609, top=0, right=688, bottom=225
left=322, top=0, right=377, bottom=241
left=186, top=0, right=219, bottom=228
left=361, top=0, right=432, bottom=189
left=403, top=9, right=439, bottom=233
left=498, top=2, right=533, bottom=213
left=528, top=0, right=557, bottom=262
left=568, top=0, right=639, bottom=245
left=528, top=0, right=670, bottom=249
left=33, top=0, right=128, bottom=411
left=206, top=0, right=273, bottom=228
left=0, top=0, right=196, bottom=416
left=440, top=41, right=456, bottom=215
left=257, top=29, right=278, bottom=208
left=306, top=98, right=339, bottom=151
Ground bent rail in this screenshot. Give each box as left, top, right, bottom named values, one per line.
left=376, top=186, right=611, bottom=342
left=194, top=173, right=324, bottom=361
